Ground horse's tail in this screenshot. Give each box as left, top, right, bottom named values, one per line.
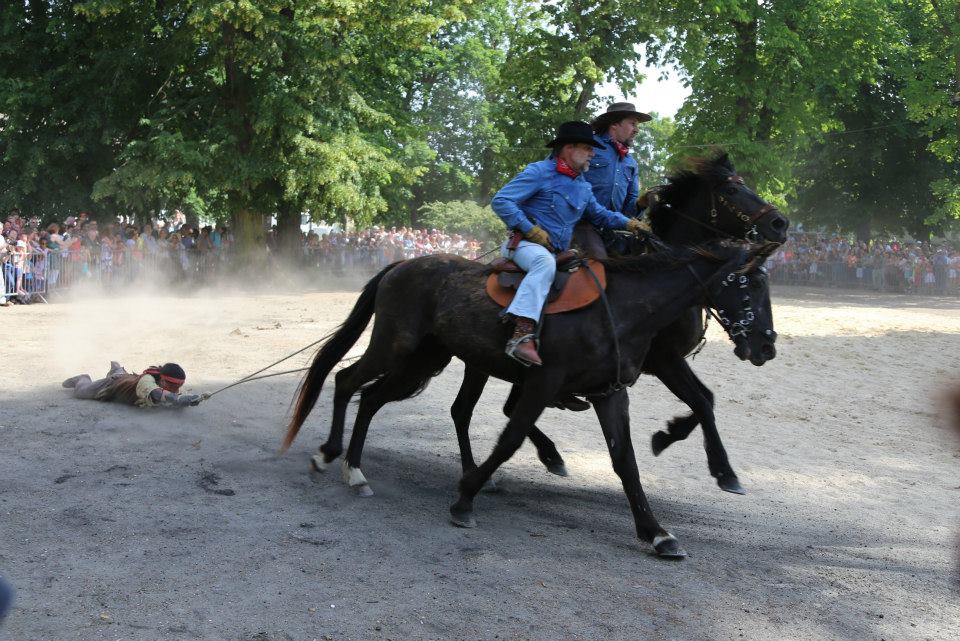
left=281, top=262, right=400, bottom=452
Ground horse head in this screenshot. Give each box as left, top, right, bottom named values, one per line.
left=649, top=152, right=789, bottom=245
left=700, top=241, right=779, bottom=366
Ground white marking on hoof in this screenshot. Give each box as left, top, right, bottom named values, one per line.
left=340, top=462, right=373, bottom=497
left=310, top=454, right=328, bottom=472
left=652, top=533, right=677, bottom=548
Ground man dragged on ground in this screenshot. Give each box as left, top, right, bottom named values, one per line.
left=62, top=362, right=206, bottom=408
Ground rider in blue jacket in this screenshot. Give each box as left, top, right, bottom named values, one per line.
left=585, top=101, right=650, bottom=217
left=491, top=121, right=649, bottom=366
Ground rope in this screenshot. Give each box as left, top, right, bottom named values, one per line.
left=203, top=329, right=359, bottom=399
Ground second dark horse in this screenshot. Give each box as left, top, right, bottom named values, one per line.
left=450, top=153, right=787, bottom=495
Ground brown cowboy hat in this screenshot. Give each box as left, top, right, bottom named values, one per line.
left=545, top=121, right=605, bottom=149
left=591, top=102, right=652, bottom=132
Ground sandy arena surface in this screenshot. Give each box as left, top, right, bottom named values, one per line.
left=1, top=281, right=959, bottom=641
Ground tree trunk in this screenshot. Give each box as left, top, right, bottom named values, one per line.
left=478, top=145, right=497, bottom=203
left=231, top=207, right=267, bottom=267
left=275, top=198, right=302, bottom=261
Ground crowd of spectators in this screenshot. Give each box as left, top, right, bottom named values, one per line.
left=1, top=209, right=233, bottom=304
left=2, top=209, right=488, bottom=304
left=6, top=206, right=960, bottom=304
left=297, top=225, right=485, bottom=272
left=768, top=234, right=960, bottom=294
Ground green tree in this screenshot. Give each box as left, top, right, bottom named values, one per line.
left=791, top=79, right=955, bottom=239
left=79, top=0, right=465, bottom=260
left=418, top=200, right=504, bottom=244
left=651, top=0, right=894, bottom=201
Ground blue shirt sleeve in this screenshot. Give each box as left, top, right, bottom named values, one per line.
left=491, top=164, right=541, bottom=234
left=583, top=192, right=630, bottom=230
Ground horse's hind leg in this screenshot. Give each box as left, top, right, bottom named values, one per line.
left=450, top=371, right=559, bottom=528
left=341, top=347, right=452, bottom=496
left=311, top=357, right=384, bottom=473
left=504, top=383, right=568, bottom=477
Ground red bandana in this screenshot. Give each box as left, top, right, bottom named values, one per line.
left=555, top=158, right=579, bottom=178
left=613, top=140, right=629, bottom=160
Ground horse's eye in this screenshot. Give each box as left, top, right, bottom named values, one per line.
left=725, top=186, right=738, bottom=196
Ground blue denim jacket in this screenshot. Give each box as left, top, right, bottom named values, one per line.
left=583, top=133, right=640, bottom=217
left=491, top=159, right=631, bottom=251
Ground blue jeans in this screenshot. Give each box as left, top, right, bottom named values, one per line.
left=0, top=575, right=13, bottom=623
left=501, top=239, right=555, bottom=321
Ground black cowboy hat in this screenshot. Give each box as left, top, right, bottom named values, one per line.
left=545, top=121, right=605, bottom=149
left=591, top=102, right=653, bottom=132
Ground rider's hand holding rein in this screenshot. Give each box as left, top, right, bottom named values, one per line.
left=625, top=218, right=653, bottom=238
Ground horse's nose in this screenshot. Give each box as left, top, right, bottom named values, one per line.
left=760, top=343, right=776, bottom=360
left=767, top=214, right=789, bottom=243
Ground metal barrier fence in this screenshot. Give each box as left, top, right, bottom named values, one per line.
left=1, top=247, right=225, bottom=300
left=2, top=249, right=49, bottom=303
left=767, top=259, right=960, bottom=295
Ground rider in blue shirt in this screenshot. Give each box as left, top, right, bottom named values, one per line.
left=491, top=121, right=649, bottom=366
left=585, top=102, right=650, bottom=217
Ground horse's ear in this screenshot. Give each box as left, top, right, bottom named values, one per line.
left=714, top=151, right=733, bottom=172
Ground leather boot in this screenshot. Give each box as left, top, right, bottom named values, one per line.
left=505, top=317, right=542, bottom=366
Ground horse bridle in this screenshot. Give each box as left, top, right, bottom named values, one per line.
left=652, top=175, right=778, bottom=243
left=686, top=259, right=763, bottom=344
left=709, top=175, right=779, bottom=243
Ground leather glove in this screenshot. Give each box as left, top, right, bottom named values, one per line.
left=625, top=218, right=653, bottom=237
left=176, top=393, right=202, bottom=407
left=524, top=226, right=554, bottom=251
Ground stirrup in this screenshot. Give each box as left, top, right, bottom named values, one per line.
left=505, top=333, right=539, bottom=367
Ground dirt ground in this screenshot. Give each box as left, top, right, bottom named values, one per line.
left=1, top=280, right=959, bottom=641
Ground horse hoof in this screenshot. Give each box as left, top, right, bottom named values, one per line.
left=353, top=484, right=374, bottom=498
left=717, top=475, right=746, bottom=495
left=310, top=455, right=328, bottom=473
left=651, top=431, right=671, bottom=457
left=480, top=478, right=500, bottom=493
left=449, top=509, right=477, bottom=529
left=546, top=462, right=569, bottom=477
left=652, top=534, right=687, bottom=559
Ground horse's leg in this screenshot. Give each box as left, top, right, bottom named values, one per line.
left=648, top=356, right=742, bottom=494
left=310, top=361, right=361, bottom=471
left=451, top=366, right=488, bottom=474
left=450, top=371, right=559, bottom=528
left=451, top=367, right=505, bottom=493
left=591, top=389, right=686, bottom=558
left=342, top=347, right=452, bottom=496
left=504, top=382, right=568, bottom=477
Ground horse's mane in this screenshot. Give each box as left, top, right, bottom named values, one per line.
left=601, top=242, right=735, bottom=274
left=647, top=151, right=736, bottom=237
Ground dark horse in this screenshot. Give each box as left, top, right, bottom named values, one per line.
left=282, top=241, right=779, bottom=558
left=448, top=153, right=787, bottom=495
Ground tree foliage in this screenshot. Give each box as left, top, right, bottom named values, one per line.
left=417, top=200, right=504, bottom=243
left=1, top=0, right=958, bottom=246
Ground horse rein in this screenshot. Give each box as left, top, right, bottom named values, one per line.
left=582, top=261, right=630, bottom=397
